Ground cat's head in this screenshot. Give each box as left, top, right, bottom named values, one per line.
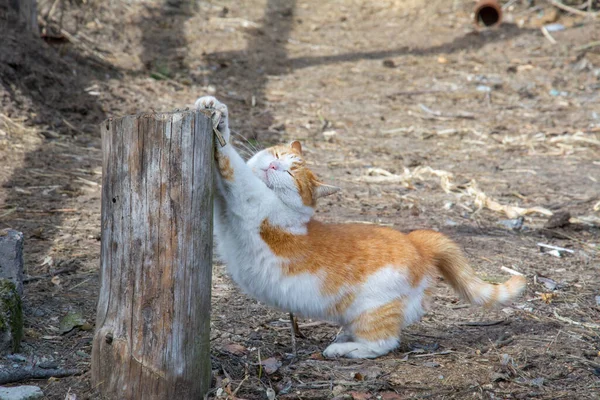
left=247, top=141, right=340, bottom=208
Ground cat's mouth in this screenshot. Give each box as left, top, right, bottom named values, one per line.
left=261, top=168, right=273, bottom=186
left=261, top=168, right=293, bottom=188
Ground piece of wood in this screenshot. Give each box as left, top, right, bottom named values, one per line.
left=91, top=111, right=214, bottom=399
left=0, top=367, right=81, bottom=385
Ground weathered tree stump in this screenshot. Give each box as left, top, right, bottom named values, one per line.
left=91, top=111, right=214, bottom=399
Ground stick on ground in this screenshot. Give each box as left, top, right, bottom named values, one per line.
left=0, top=368, right=82, bottom=385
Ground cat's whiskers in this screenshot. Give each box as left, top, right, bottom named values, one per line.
left=231, top=129, right=261, bottom=153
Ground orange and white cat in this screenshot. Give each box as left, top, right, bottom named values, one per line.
left=196, top=96, right=527, bottom=359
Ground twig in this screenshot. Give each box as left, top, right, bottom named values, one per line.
left=388, top=90, right=444, bottom=97
left=230, top=369, right=249, bottom=398
left=541, top=26, right=557, bottom=45
left=575, top=41, right=600, bottom=52
left=566, top=355, right=600, bottom=369
left=418, top=104, right=475, bottom=120
left=257, top=348, right=263, bottom=380
left=23, top=266, right=79, bottom=283
left=0, top=208, right=16, bottom=218
left=294, top=380, right=365, bottom=389
left=553, top=310, right=600, bottom=329
left=547, top=0, right=599, bottom=17
left=501, top=266, right=524, bottom=276
left=0, top=367, right=82, bottom=385
left=459, top=320, right=505, bottom=327
left=21, top=208, right=78, bottom=214
left=42, top=0, right=61, bottom=35
left=537, top=243, right=575, bottom=254
left=411, top=350, right=454, bottom=358
left=289, top=312, right=298, bottom=356
left=62, top=118, right=85, bottom=135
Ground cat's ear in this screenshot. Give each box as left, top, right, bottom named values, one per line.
left=314, top=183, right=341, bottom=199
left=290, top=140, right=303, bottom=155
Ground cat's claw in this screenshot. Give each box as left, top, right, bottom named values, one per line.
left=195, top=95, right=231, bottom=142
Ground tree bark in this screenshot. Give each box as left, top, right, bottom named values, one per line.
left=91, top=111, right=214, bottom=399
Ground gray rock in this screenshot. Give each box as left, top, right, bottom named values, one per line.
left=0, top=386, right=44, bottom=400
left=0, top=230, right=24, bottom=296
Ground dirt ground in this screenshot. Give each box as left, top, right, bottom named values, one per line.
left=0, top=0, right=599, bottom=398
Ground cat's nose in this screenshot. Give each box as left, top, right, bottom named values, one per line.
left=268, top=161, right=281, bottom=170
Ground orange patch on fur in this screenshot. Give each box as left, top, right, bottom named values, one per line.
left=216, top=153, right=234, bottom=181
left=260, top=219, right=432, bottom=295
left=408, top=230, right=527, bottom=307
left=351, top=299, right=403, bottom=341
left=327, top=292, right=356, bottom=316
left=421, top=287, right=434, bottom=312
left=293, top=168, right=318, bottom=206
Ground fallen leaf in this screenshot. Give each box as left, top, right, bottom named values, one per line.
left=541, top=293, right=556, bottom=304
left=491, top=372, right=510, bottom=382
left=260, top=357, right=282, bottom=375
left=222, top=343, right=247, bottom=356
left=537, top=276, right=558, bottom=291
left=350, top=392, right=372, bottom=400
left=357, top=366, right=383, bottom=380
left=379, top=392, right=402, bottom=400
left=59, top=311, right=86, bottom=334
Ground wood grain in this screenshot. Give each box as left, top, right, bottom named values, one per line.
left=91, top=111, right=213, bottom=399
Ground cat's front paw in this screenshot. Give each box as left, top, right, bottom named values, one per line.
left=195, top=96, right=231, bottom=142
left=323, top=342, right=386, bottom=359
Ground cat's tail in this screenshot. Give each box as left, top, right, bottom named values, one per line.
left=408, top=230, right=526, bottom=306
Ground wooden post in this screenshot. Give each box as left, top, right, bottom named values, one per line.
left=91, top=111, right=214, bottom=399
left=9, top=0, right=39, bottom=35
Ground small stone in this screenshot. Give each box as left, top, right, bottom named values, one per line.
left=322, top=130, right=337, bottom=142
left=544, top=211, right=571, bottom=229
left=59, top=311, right=85, bottom=334
left=423, top=361, right=440, bottom=367
left=0, top=229, right=24, bottom=296
left=497, top=216, right=524, bottom=231
left=332, top=385, right=345, bottom=397
left=0, top=385, right=44, bottom=400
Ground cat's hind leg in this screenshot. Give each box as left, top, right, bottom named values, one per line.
left=323, top=300, right=404, bottom=359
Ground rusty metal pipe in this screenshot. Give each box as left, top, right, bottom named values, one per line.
left=474, top=0, right=502, bottom=28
